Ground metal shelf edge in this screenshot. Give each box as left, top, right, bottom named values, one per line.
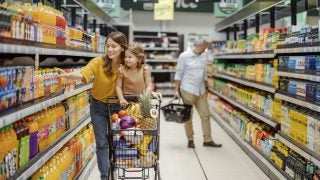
left=16, top=117, right=92, bottom=180
left=211, top=74, right=275, bottom=93
left=277, top=71, right=320, bottom=82
left=275, top=46, right=320, bottom=54
left=0, top=43, right=103, bottom=57
left=275, top=93, right=320, bottom=113
left=209, top=88, right=278, bottom=127
left=77, top=154, right=97, bottom=180
left=214, top=53, right=274, bottom=59
left=0, top=84, right=93, bottom=128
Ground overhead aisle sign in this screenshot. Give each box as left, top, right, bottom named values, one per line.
left=154, top=0, right=174, bottom=20
left=214, top=0, right=243, bottom=17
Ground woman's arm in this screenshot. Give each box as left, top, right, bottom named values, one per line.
left=116, top=68, right=128, bottom=106
left=56, top=68, right=83, bottom=80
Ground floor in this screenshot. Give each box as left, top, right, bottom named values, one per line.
left=88, top=98, right=270, bottom=180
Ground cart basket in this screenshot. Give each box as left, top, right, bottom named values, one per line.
left=161, top=99, right=192, bottom=123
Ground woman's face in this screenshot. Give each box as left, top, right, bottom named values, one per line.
left=124, top=50, right=139, bottom=68
left=105, top=38, right=123, bottom=60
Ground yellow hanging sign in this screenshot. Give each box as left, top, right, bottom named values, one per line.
left=154, top=0, right=174, bottom=20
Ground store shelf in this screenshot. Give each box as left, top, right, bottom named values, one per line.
left=146, top=59, right=177, bottom=63
left=15, top=116, right=92, bottom=180
left=208, top=88, right=278, bottom=128
left=211, top=112, right=287, bottom=180
left=144, top=47, right=180, bottom=51
left=275, top=133, right=320, bottom=167
left=214, top=51, right=274, bottom=59
left=275, top=92, right=320, bottom=113
left=210, top=73, right=276, bottom=93
left=215, top=0, right=286, bottom=31
left=76, top=154, right=97, bottom=180
left=275, top=46, right=320, bottom=54
left=0, top=83, right=93, bottom=129
left=151, top=69, right=176, bottom=73
left=0, top=43, right=103, bottom=57
left=278, top=71, right=320, bottom=82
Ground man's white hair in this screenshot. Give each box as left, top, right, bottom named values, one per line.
left=194, top=39, right=208, bottom=46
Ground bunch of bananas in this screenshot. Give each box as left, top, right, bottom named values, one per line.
left=126, top=103, right=142, bottom=118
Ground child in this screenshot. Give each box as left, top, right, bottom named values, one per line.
left=116, top=42, right=155, bottom=106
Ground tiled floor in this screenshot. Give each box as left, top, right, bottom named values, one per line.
left=88, top=98, right=270, bottom=180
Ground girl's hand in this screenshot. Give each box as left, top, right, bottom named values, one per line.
left=119, top=98, right=129, bottom=107
left=152, top=92, right=162, bottom=101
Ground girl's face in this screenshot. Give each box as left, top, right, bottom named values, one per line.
left=124, top=50, right=139, bottom=68
left=105, top=38, right=123, bottom=60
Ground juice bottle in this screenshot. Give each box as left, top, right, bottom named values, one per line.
left=27, top=115, right=39, bottom=160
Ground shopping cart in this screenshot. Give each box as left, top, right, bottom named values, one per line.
left=161, top=98, right=192, bottom=123
left=107, top=95, right=161, bottom=180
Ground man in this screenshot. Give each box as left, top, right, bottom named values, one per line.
left=174, top=39, right=222, bottom=148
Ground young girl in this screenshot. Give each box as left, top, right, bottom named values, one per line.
left=116, top=42, right=153, bottom=106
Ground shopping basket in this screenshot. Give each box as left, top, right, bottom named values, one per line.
left=106, top=95, right=161, bottom=180
left=161, top=98, right=192, bottom=123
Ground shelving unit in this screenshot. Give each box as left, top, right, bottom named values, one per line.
left=211, top=112, right=287, bottom=180
left=0, top=43, right=103, bottom=57
left=145, top=59, right=177, bottom=63
left=275, top=133, right=320, bottom=167
left=151, top=69, right=176, bottom=73
left=209, top=73, right=276, bottom=93
left=0, top=84, right=93, bottom=128
left=15, top=116, right=92, bottom=180
left=134, top=31, right=181, bottom=97
left=208, top=88, right=278, bottom=128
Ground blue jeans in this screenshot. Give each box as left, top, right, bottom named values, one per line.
left=90, top=98, right=110, bottom=179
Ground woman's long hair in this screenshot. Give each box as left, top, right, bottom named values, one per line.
left=103, top=31, right=128, bottom=76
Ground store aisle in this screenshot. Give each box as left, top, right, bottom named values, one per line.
left=88, top=98, right=270, bottom=180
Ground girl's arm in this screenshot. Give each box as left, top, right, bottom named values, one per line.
left=116, top=67, right=128, bottom=106
left=144, top=66, right=153, bottom=95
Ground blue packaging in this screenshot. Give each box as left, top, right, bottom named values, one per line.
left=306, top=83, right=317, bottom=101
left=308, top=56, right=317, bottom=74
left=288, top=56, right=296, bottom=71
left=316, top=56, right=320, bottom=74
left=288, top=80, right=297, bottom=95
left=115, top=148, right=139, bottom=160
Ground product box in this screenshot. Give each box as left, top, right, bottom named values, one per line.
left=288, top=56, right=297, bottom=71
left=295, top=56, right=305, bottom=72
left=296, top=81, right=306, bottom=97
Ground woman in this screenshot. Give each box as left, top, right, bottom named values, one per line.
left=58, top=31, right=128, bottom=180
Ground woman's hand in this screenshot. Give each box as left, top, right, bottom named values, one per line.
left=151, top=92, right=162, bottom=101
left=55, top=67, right=68, bottom=78
left=119, top=98, right=129, bottom=107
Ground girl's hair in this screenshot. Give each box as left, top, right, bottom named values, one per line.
left=127, top=42, right=145, bottom=69
left=103, top=31, right=128, bottom=76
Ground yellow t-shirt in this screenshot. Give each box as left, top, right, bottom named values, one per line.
left=80, top=56, right=117, bottom=103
